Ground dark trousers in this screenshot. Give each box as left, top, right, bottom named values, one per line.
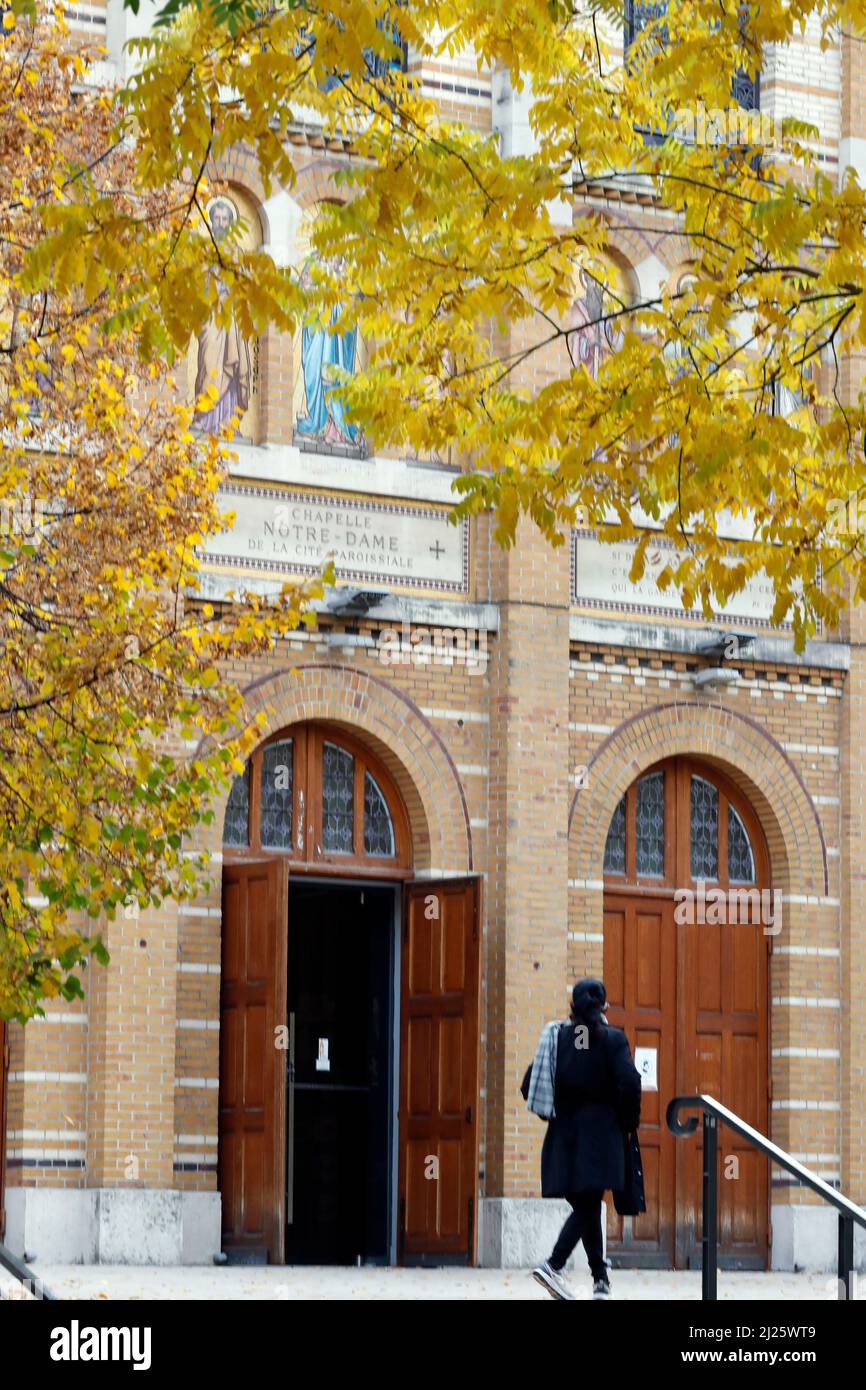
left=549, top=1190, right=605, bottom=1279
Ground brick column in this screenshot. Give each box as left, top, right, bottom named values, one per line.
left=85, top=898, right=182, bottom=1259
left=482, top=511, right=571, bottom=1260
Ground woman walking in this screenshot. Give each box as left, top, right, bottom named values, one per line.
left=523, top=977, right=642, bottom=1301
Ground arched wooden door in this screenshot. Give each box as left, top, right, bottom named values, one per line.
left=602, top=757, right=770, bottom=1269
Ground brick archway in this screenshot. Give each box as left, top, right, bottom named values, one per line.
left=216, top=662, right=473, bottom=874
left=569, top=700, right=827, bottom=901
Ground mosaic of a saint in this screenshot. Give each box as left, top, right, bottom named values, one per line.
left=568, top=267, right=625, bottom=379
left=295, top=258, right=359, bottom=446
left=193, top=197, right=252, bottom=436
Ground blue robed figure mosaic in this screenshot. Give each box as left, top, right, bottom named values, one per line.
left=296, top=259, right=359, bottom=447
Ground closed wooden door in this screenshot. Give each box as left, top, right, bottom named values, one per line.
left=0, top=1019, right=6, bottom=1242
left=603, top=758, right=770, bottom=1269
left=219, top=858, right=288, bottom=1262
left=398, top=878, right=481, bottom=1263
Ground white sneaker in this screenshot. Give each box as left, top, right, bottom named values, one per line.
left=532, top=1260, right=575, bottom=1301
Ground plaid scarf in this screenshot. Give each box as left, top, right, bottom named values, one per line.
left=526, top=1020, right=561, bottom=1120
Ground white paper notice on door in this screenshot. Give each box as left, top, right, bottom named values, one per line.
left=634, top=1046, right=658, bottom=1091
left=316, top=1038, right=330, bottom=1072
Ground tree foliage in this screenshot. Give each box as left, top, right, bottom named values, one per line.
left=0, top=8, right=323, bottom=1020
left=9, top=0, right=866, bottom=1003
left=60, top=0, right=866, bottom=644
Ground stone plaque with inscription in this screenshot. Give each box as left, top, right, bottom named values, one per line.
left=572, top=529, right=792, bottom=630
left=202, top=483, right=469, bottom=594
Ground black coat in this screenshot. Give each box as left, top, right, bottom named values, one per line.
left=540, top=1022, right=642, bottom=1198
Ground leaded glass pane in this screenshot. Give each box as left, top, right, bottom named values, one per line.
left=260, top=739, right=293, bottom=850
left=604, top=795, right=627, bottom=874
left=728, top=803, right=755, bottom=883
left=364, top=771, right=395, bottom=857
left=635, top=771, right=665, bottom=877
left=691, top=775, right=719, bottom=880
left=624, top=0, right=667, bottom=49
left=322, top=741, right=354, bottom=853
left=223, top=765, right=249, bottom=846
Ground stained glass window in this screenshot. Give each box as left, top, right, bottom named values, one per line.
left=691, top=775, right=719, bottom=880
left=223, top=765, right=249, bottom=847
left=635, top=771, right=665, bottom=876
left=260, top=739, right=293, bottom=850
left=625, top=2, right=759, bottom=147
left=728, top=803, right=755, bottom=883
left=604, top=795, right=627, bottom=874
left=624, top=0, right=668, bottom=49
left=364, top=771, right=395, bottom=857
left=322, top=740, right=355, bottom=853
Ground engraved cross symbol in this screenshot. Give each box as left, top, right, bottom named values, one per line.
left=429, top=541, right=445, bottom=560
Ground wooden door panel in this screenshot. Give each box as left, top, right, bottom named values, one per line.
left=606, top=895, right=677, bottom=1267
left=697, top=922, right=723, bottom=1012
left=680, top=891, right=769, bottom=1266
left=399, top=878, right=480, bottom=1263
left=218, top=858, right=288, bottom=1262
left=732, top=923, right=761, bottom=1013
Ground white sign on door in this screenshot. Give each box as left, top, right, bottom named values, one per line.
left=316, top=1038, right=331, bottom=1073
left=634, top=1046, right=658, bottom=1091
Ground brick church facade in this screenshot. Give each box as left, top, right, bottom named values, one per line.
left=1, top=2, right=865, bottom=1271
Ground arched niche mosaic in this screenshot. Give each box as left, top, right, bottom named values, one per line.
left=187, top=186, right=262, bottom=444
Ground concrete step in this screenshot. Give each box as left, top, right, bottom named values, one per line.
left=5, top=1265, right=860, bottom=1300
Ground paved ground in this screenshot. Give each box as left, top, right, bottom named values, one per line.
left=1, top=1265, right=857, bottom=1300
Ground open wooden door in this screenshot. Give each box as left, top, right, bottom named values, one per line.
left=218, top=858, right=288, bottom=1263
left=0, top=1019, right=7, bottom=1241
left=398, top=877, right=481, bottom=1264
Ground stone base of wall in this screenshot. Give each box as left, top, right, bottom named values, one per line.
left=479, top=1199, right=866, bottom=1274
left=771, top=1204, right=866, bottom=1274
left=4, top=1188, right=221, bottom=1266
left=478, top=1197, right=607, bottom=1272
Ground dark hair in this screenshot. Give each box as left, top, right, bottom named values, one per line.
left=570, top=977, right=607, bottom=1039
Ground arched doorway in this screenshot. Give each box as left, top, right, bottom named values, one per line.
left=218, top=722, right=481, bottom=1266
left=602, top=757, right=770, bottom=1269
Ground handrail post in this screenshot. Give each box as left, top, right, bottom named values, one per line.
left=702, top=1112, right=718, bottom=1301
left=668, top=1093, right=866, bottom=1300
left=838, top=1215, right=854, bottom=1301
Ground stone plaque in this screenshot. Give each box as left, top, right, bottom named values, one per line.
left=572, top=529, right=792, bottom=630
left=202, top=483, right=469, bottom=593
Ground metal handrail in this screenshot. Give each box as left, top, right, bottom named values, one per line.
left=0, top=1241, right=57, bottom=1300
left=667, top=1094, right=866, bottom=1301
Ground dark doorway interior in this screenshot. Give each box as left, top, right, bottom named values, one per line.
left=285, top=881, right=395, bottom=1264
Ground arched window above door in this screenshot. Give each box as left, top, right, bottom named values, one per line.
left=603, top=759, right=761, bottom=887
left=222, top=723, right=411, bottom=874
